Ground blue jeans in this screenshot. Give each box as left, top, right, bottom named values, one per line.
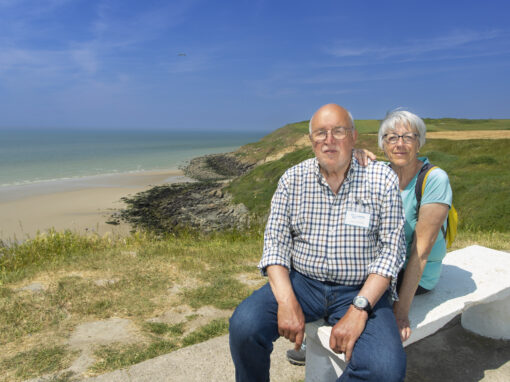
left=229, top=271, right=406, bottom=382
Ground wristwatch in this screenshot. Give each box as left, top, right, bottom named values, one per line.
left=352, top=296, right=373, bottom=316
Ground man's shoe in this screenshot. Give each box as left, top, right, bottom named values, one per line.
left=286, top=342, right=306, bottom=366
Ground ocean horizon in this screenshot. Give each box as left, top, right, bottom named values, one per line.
left=0, top=128, right=266, bottom=188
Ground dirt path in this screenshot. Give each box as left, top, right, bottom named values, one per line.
left=427, top=130, right=510, bottom=140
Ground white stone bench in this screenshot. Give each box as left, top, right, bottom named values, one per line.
left=305, top=245, right=510, bottom=382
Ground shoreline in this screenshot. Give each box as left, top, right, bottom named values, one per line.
left=0, top=169, right=194, bottom=242
left=0, top=168, right=190, bottom=203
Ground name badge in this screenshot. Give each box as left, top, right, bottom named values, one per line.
left=345, top=210, right=370, bottom=228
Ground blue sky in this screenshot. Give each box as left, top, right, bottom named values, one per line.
left=1, top=0, right=509, bottom=131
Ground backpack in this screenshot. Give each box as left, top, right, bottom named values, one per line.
left=415, top=163, right=458, bottom=248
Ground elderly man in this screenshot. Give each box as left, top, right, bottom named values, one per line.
left=229, top=104, right=407, bottom=382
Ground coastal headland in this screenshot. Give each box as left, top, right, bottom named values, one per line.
left=1, top=118, right=509, bottom=381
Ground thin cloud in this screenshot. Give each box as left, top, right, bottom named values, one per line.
left=327, top=29, right=502, bottom=59
left=90, top=0, right=200, bottom=48
left=247, top=57, right=484, bottom=99
left=0, top=0, right=202, bottom=79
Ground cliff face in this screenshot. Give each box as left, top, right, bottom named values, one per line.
left=115, top=122, right=311, bottom=233
left=183, top=153, right=254, bottom=181
left=115, top=153, right=254, bottom=233
left=116, top=180, right=250, bottom=233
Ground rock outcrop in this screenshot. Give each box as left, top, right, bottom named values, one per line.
left=116, top=153, right=252, bottom=233
left=182, top=153, right=254, bottom=181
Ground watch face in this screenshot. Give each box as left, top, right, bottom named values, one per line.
left=353, top=296, right=368, bottom=308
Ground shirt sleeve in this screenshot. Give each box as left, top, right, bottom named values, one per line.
left=421, top=168, right=452, bottom=208
left=258, top=172, right=294, bottom=275
left=367, top=169, right=407, bottom=300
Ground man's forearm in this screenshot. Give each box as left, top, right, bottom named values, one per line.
left=357, top=273, right=391, bottom=309
left=267, top=265, right=296, bottom=304
left=267, top=265, right=305, bottom=348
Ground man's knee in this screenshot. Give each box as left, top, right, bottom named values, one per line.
left=229, top=301, right=259, bottom=343
left=371, top=346, right=406, bottom=382
left=343, top=343, right=406, bottom=382
left=229, top=292, right=277, bottom=347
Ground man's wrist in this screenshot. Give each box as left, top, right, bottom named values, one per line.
left=352, top=295, right=373, bottom=316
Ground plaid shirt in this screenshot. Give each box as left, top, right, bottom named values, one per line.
left=259, top=155, right=406, bottom=299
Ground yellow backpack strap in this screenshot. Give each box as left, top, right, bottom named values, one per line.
left=416, top=164, right=448, bottom=240
left=415, top=163, right=437, bottom=211
left=421, top=166, right=438, bottom=197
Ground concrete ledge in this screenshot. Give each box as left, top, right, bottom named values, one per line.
left=305, top=245, right=510, bottom=381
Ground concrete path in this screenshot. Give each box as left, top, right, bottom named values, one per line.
left=83, top=336, right=304, bottom=382
left=82, top=319, right=510, bottom=382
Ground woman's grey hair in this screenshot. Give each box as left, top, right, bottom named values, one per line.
left=309, top=111, right=356, bottom=135
left=378, top=110, right=426, bottom=149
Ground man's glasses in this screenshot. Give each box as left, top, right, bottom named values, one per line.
left=383, top=133, right=418, bottom=145
left=311, top=127, right=353, bottom=142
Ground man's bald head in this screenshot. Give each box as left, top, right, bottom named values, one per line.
left=308, top=103, right=358, bottom=177
left=309, top=104, right=355, bottom=135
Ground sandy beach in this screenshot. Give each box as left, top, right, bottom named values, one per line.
left=0, top=170, right=193, bottom=242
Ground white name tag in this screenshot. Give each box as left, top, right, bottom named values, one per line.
left=345, top=210, right=371, bottom=228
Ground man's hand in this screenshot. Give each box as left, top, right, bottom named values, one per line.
left=393, top=302, right=411, bottom=342
left=277, top=297, right=305, bottom=350
left=329, top=305, right=368, bottom=361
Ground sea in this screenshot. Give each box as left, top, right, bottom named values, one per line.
left=0, top=128, right=266, bottom=189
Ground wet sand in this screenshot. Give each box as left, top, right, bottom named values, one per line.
left=0, top=170, right=193, bottom=241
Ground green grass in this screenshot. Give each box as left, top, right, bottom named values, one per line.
left=181, top=276, right=253, bottom=309
left=1, top=213, right=507, bottom=381
left=0, top=290, right=68, bottom=344
left=0, top=346, right=78, bottom=381
left=423, top=118, right=510, bottom=132
left=233, top=121, right=309, bottom=164
left=0, top=229, right=113, bottom=284
left=90, top=318, right=230, bottom=374
left=420, top=138, right=510, bottom=231
left=91, top=340, right=178, bottom=374
left=181, top=318, right=230, bottom=347
left=354, top=118, right=510, bottom=133
left=227, top=147, right=314, bottom=215
left=0, top=230, right=263, bottom=381
left=144, top=322, right=185, bottom=336
left=228, top=130, right=510, bottom=233
left=451, top=230, right=510, bottom=252
left=353, top=119, right=382, bottom=134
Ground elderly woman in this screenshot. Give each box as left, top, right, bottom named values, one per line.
left=378, top=110, right=452, bottom=341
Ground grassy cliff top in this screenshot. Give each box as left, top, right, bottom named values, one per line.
left=228, top=118, right=510, bottom=232
left=233, top=118, right=510, bottom=164
left=233, top=121, right=310, bottom=164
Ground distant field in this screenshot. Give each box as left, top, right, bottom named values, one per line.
left=426, top=130, right=510, bottom=140
left=354, top=118, right=510, bottom=134
left=424, top=118, right=510, bottom=132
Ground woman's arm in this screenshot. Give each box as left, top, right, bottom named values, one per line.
left=393, top=202, right=449, bottom=341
